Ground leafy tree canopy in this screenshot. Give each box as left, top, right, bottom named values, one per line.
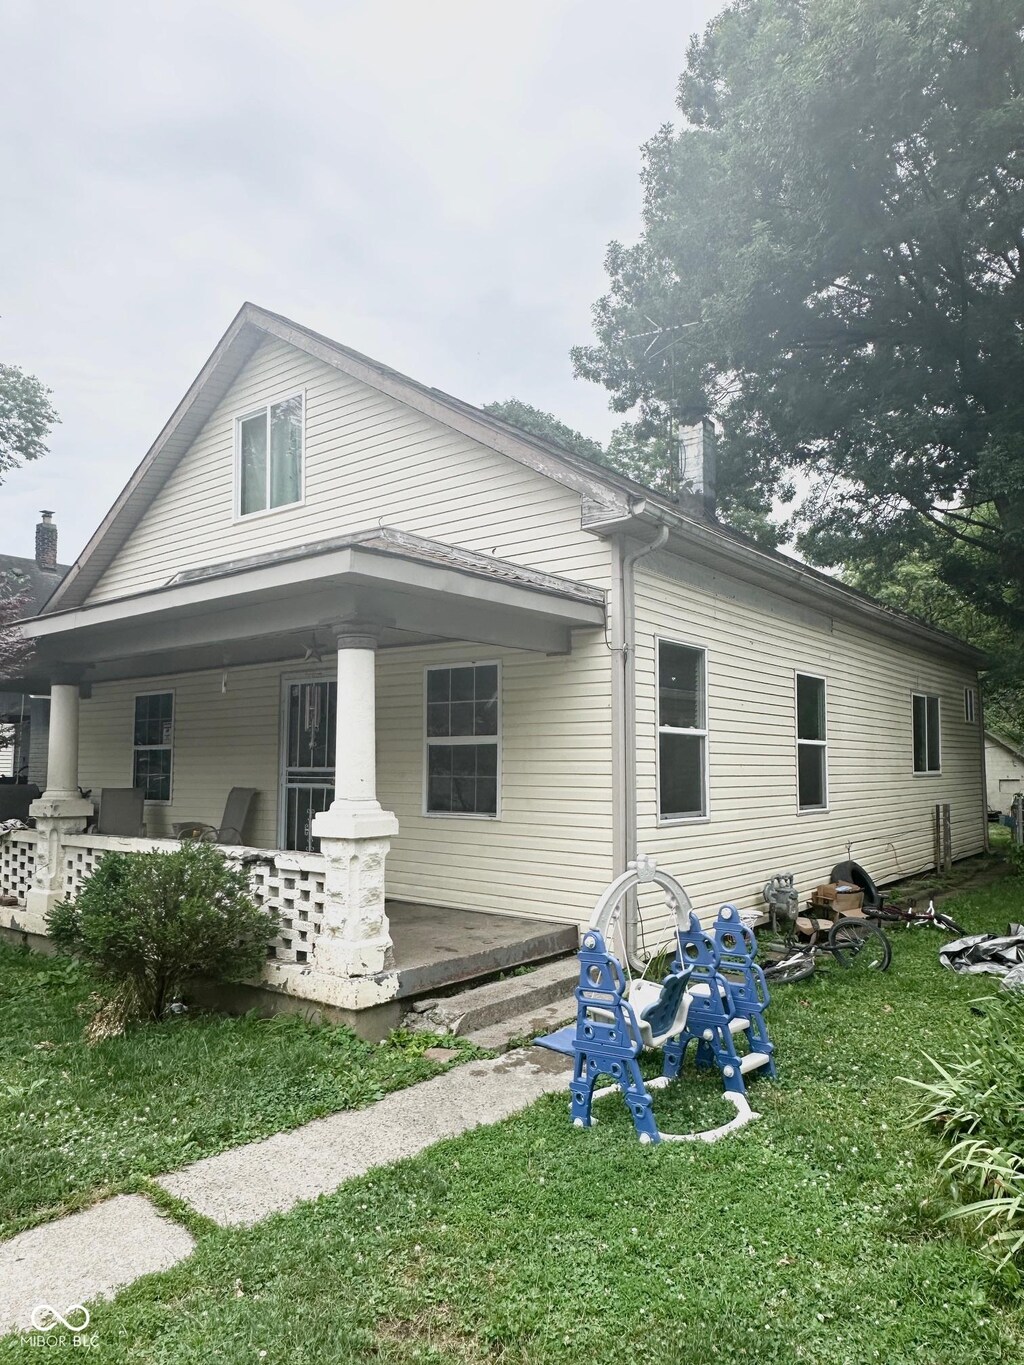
left=572, top=0, right=1024, bottom=629
left=481, top=398, right=608, bottom=466
left=847, top=531, right=1024, bottom=741
left=0, top=360, right=58, bottom=680
left=0, top=363, right=59, bottom=483
left=484, top=395, right=791, bottom=550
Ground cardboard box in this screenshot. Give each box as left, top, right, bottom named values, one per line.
left=812, top=882, right=864, bottom=913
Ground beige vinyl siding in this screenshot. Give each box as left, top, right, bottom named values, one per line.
left=79, top=665, right=294, bottom=847
left=377, top=636, right=612, bottom=922
left=86, top=337, right=610, bottom=603
left=77, top=631, right=613, bottom=926
left=634, top=553, right=985, bottom=929
left=27, top=697, right=49, bottom=788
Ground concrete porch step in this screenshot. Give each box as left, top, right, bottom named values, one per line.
left=405, top=955, right=579, bottom=1036
left=388, top=902, right=578, bottom=999
left=463, top=996, right=577, bottom=1052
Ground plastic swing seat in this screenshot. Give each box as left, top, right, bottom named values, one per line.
left=625, top=974, right=691, bottom=1048
left=563, top=856, right=777, bottom=1145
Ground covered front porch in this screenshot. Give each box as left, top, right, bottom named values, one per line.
left=5, top=528, right=604, bottom=1023
left=0, top=823, right=577, bottom=1025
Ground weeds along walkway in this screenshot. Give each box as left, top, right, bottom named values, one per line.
left=0, top=1047, right=570, bottom=1335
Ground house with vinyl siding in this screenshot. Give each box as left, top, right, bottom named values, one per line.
left=985, top=729, right=1024, bottom=816
left=0, top=303, right=988, bottom=1031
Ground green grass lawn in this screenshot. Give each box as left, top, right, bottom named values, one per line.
left=0, top=944, right=476, bottom=1240
left=4, top=876, right=1024, bottom=1363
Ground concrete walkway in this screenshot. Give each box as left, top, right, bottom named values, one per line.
left=1, top=1047, right=570, bottom=1335
left=159, top=1046, right=569, bottom=1225
left=0, top=1196, right=196, bottom=1336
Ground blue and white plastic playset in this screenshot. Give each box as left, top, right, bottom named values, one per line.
left=537, top=855, right=777, bottom=1144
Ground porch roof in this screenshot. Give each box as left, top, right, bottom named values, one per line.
left=17, top=528, right=606, bottom=687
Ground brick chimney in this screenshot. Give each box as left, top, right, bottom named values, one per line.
left=678, top=420, right=717, bottom=519
left=35, top=510, right=58, bottom=572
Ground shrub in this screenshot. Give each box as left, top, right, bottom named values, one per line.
left=47, top=842, right=279, bottom=1022
left=1005, top=841, right=1024, bottom=878
left=907, top=989, right=1024, bottom=1269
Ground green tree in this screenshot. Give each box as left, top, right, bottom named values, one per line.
left=0, top=361, right=57, bottom=681
left=481, top=398, right=608, bottom=466
left=484, top=394, right=790, bottom=546
left=573, top=0, right=1024, bottom=625
left=603, top=421, right=674, bottom=493
left=0, top=363, right=59, bottom=483
left=847, top=534, right=1024, bottom=742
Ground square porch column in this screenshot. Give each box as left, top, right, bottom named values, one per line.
left=310, top=625, right=399, bottom=982
left=24, top=678, right=93, bottom=931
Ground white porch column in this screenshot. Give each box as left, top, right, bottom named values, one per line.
left=310, top=626, right=399, bottom=980
left=25, top=679, right=94, bottom=931
left=45, top=683, right=83, bottom=797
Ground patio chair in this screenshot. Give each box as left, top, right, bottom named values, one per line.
left=95, top=787, right=146, bottom=837
left=173, top=787, right=256, bottom=846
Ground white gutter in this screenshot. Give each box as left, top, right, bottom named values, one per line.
left=588, top=499, right=986, bottom=668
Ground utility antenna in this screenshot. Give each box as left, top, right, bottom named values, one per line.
left=624, top=314, right=699, bottom=361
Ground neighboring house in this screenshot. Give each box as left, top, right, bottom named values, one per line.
left=985, top=729, right=1024, bottom=815
left=0, top=513, right=69, bottom=784
left=0, top=304, right=988, bottom=1029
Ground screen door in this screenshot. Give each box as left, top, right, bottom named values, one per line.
left=281, top=678, right=336, bottom=851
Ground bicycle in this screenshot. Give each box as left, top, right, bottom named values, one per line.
left=827, top=858, right=964, bottom=935
left=863, top=898, right=964, bottom=936
left=758, top=874, right=892, bottom=984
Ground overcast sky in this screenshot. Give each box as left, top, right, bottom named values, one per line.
left=1, top=0, right=721, bottom=563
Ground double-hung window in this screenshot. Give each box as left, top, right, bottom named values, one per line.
left=796, top=673, right=828, bottom=810
left=425, top=664, right=500, bottom=816
left=657, top=640, right=707, bottom=820
left=236, top=392, right=304, bottom=517
left=913, top=693, right=941, bottom=773
left=133, top=692, right=173, bottom=802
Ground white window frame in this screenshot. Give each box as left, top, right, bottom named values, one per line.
left=233, top=388, right=306, bottom=522
left=422, top=660, right=502, bottom=820
left=912, top=692, right=942, bottom=775
left=656, top=635, right=710, bottom=825
left=964, top=686, right=977, bottom=723
left=795, top=672, right=829, bottom=814
left=132, top=689, right=174, bottom=805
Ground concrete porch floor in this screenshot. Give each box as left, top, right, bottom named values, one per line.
left=386, top=901, right=578, bottom=999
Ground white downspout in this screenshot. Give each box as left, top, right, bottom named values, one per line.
left=620, top=518, right=670, bottom=961
left=609, top=536, right=628, bottom=887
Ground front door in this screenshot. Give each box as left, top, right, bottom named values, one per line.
left=280, top=677, right=336, bottom=851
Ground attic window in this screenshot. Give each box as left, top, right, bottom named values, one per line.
left=236, top=392, right=304, bottom=517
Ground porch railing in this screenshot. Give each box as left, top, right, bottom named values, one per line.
left=59, top=834, right=328, bottom=965
left=0, top=829, right=40, bottom=905
left=247, top=850, right=328, bottom=965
